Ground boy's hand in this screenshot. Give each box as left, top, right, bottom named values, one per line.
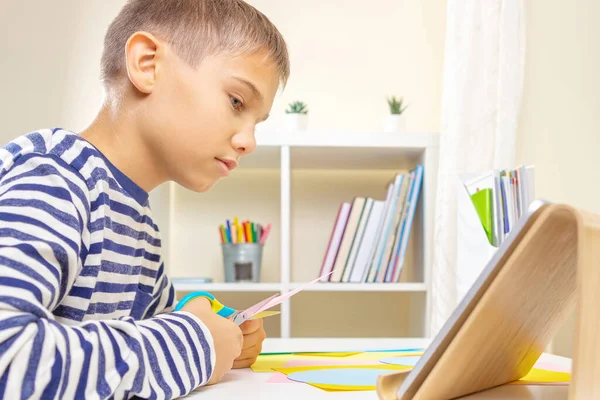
left=233, top=318, right=266, bottom=369
left=180, top=298, right=243, bottom=385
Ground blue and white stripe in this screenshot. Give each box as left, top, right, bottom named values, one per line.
left=0, top=129, right=214, bottom=399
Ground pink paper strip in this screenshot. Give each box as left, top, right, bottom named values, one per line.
left=241, top=294, right=279, bottom=319
left=533, top=361, right=570, bottom=373
left=284, top=359, right=381, bottom=367
left=256, top=271, right=335, bottom=314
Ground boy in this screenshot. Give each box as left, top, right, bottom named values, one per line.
left=0, top=0, right=289, bottom=399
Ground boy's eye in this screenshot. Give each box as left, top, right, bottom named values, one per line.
left=230, top=96, right=243, bottom=110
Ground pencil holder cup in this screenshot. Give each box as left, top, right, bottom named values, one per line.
left=221, top=243, right=263, bottom=283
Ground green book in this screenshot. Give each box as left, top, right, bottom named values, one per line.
left=471, top=188, right=493, bottom=245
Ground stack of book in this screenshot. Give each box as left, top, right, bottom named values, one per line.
left=319, top=165, right=424, bottom=283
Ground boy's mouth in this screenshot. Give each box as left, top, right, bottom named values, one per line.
left=215, top=158, right=238, bottom=174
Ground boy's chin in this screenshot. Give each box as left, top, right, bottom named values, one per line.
left=176, top=176, right=220, bottom=193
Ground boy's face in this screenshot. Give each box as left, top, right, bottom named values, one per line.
left=137, top=45, right=280, bottom=192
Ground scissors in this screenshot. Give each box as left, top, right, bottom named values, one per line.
left=174, top=291, right=280, bottom=325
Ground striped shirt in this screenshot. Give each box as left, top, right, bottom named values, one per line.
left=0, top=128, right=215, bottom=399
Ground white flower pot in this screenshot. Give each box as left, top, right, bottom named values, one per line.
left=384, top=114, right=406, bottom=133
left=285, top=113, right=308, bottom=132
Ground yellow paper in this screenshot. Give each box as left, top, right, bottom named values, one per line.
left=510, top=368, right=571, bottom=385
left=249, top=310, right=280, bottom=320
left=309, top=383, right=374, bottom=391
left=251, top=355, right=295, bottom=372
left=275, top=364, right=410, bottom=374
left=251, top=351, right=423, bottom=373
left=346, top=351, right=423, bottom=361
left=293, top=352, right=361, bottom=357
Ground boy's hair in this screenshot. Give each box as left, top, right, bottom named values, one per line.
left=100, top=0, right=290, bottom=89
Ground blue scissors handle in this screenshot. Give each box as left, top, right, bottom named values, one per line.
left=174, top=291, right=236, bottom=318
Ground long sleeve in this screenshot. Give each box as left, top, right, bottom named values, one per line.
left=0, top=153, right=215, bottom=399
left=143, top=262, right=177, bottom=318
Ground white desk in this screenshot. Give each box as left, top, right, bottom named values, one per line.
left=185, top=338, right=572, bottom=400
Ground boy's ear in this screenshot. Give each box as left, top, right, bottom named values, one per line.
left=124, top=31, right=162, bottom=94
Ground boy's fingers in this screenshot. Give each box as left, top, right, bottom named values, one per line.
left=239, top=343, right=262, bottom=358
left=240, top=318, right=262, bottom=334
left=242, top=327, right=266, bottom=349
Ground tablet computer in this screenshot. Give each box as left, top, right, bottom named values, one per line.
left=378, top=200, right=579, bottom=399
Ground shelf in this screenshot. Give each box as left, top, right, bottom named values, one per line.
left=172, top=281, right=282, bottom=292
left=256, top=130, right=439, bottom=149
left=289, top=283, right=427, bottom=292
left=232, top=132, right=439, bottom=171
left=290, top=146, right=422, bottom=170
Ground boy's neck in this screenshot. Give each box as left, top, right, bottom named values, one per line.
left=79, top=102, right=167, bottom=193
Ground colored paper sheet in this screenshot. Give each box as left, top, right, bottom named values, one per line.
left=276, top=365, right=411, bottom=391
left=346, top=351, right=423, bottom=361
left=266, top=372, right=293, bottom=383
left=365, top=348, right=426, bottom=353
left=249, top=310, right=281, bottom=320
left=257, top=271, right=335, bottom=313
left=293, top=352, right=361, bottom=357
left=253, top=351, right=423, bottom=373
left=379, top=356, right=421, bottom=367
left=533, top=360, right=570, bottom=373
left=252, top=355, right=297, bottom=372
left=270, top=363, right=569, bottom=392
left=234, top=270, right=334, bottom=325
left=471, top=188, right=493, bottom=245
left=511, top=368, right=571, bottom=385
left=284, top=359, right=380, bottom=368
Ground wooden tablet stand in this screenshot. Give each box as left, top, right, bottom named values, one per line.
left=376, top=203, right=600, bottom=399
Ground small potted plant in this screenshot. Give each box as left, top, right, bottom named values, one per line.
left=384, top=96, right=408, bottom=132
left=284, top=100, right=309, bottom=131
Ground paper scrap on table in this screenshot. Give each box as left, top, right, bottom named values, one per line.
left=292, top=352, right=361, bottom=357
left=252, top=351, right=423, bottom=373
left=233, top=270, right=334, bottom=325
left=287, top=367, right=403, bottom=391
left=284, top=359, right=380, bottom=368
left=533, top=360, right=570, bottom=373
left=266, top=372, right=293, bottom=384
left=379, top=356, right=421, bottom=367
left=270, top=366, right=569, bottom=392
left=274, top=365, right=411, bottom=392
left=511, top=368, right=571, bottom=385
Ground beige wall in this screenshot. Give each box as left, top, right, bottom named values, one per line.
left=247, top=0, right=446, bottom=133
left=517, top=0, right=600, bottom=357
left=0, top=1, right=123, bottom=141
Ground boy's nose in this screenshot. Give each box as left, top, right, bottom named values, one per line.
left=232, top=126, right=257, bottom=156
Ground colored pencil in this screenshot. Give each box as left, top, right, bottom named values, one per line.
left=260, top=223, right=272, bottom=244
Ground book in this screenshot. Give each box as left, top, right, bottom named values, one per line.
left=380, top=173, right=412, bottom=282
left=341, top=198, right=374, bottom=282
left=349, top=200, right=386, bottom=283
left=389, top=164, right=424, bottom=282
left=368, top=174, right=405, bottom=283
left=364, top=183, right=396, bottom=283
left=329, top=197, right=366, bottom=282
left=319, top=202, right=352, bottom=277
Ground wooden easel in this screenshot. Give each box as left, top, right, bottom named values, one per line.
left=376, top=203, right=600, bottom=399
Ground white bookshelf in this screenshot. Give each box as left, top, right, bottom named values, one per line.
left=150, top=130, right=439, bottom=339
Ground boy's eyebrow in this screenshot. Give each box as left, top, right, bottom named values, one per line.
left=233, top=76, right=264, bottom=101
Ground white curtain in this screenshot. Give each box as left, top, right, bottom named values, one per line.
left=430, top=0, right=526, bottom=336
